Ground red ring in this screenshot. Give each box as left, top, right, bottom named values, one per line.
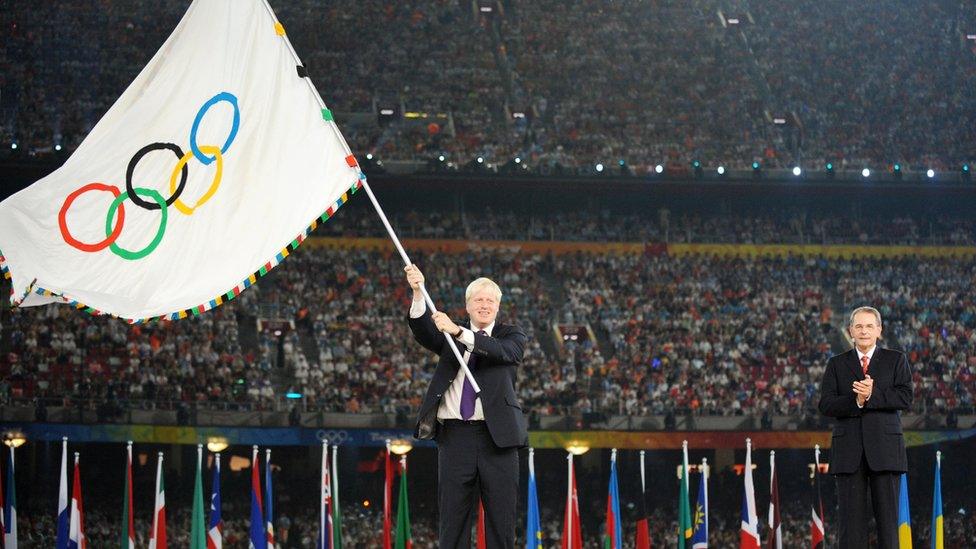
left=59, top=183, right=125, bottom=252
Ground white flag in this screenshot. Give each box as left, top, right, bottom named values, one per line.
left=0, top=0, right=361, bottom=322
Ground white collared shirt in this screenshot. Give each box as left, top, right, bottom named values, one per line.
left=410, top=295, right=493, bottom=420
left=855, top=345, right=877, bottom=408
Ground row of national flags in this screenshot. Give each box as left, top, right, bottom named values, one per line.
left=0, top=439, right=951, bottom=548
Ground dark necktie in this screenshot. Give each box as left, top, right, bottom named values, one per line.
left=861, top=355, right=870, bottom=376
left=460, top=330, right=486, bottom=419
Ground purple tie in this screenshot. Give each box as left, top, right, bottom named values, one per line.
left=460, top=330, right=485, bottom=420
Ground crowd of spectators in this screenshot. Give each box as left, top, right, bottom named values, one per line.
left=2, top=236, right=974, bottom=421
left=320, top=203, right=976, bottom=245
left=3, top=0, right=975, bottom=171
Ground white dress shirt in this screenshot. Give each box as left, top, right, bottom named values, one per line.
left=410, top=295, right=492, bottom=420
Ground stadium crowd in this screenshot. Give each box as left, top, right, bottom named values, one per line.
left=3, top=0, right=975, bottom=171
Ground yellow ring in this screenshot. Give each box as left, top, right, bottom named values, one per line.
left=169, top=145, right=223, bottom=215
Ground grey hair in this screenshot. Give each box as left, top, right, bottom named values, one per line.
left=849, top=306, right=882, bottom=327
left=465, top=277, right=502, bottom=302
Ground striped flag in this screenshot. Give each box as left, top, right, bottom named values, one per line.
left=811, top=446, right=825, bottom=549
left=3, top=445, right=16, bottom=549
left=207, top=453, right=223, bottom=549
left=678, top=441, right=692, bottom=548
left=148, top=452, right=166, bottom=549
left=898, top=473, right=912, bottom=549
left=190, top=445, right=206, bottom=549
left=740, top=439, right=761, bottom=549
left=604, top=449, right=623, bottom=549
left=121, top=442, right=135, bottom=549
left=68, top=453, right=85, bottom=549
left=319, top=442, right=332, bottom=549
left=384, top=442, right=393, bottom=549
left=691, top=459, right=708, bottom=549
left=394, top=455, right=411, bottom=549
left=930, top=452, right=943, bottom=549
left=634, top=450, right=651, bottom=549
left=526, top=448, right=542, bottom=549
left=249, top=446, right=267, bottom=549
left=767, top=451, right=781, bottom=549
left=265, top=449, right=276, bottom=549
left=561, top=453, right=582, bottom=549
left=57, top=438, right=70, bottom=549
left=331, top=447, right=342, bottom=549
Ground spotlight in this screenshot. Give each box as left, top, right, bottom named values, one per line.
left=477, top=157, right=484, bottom=164
left=751, top=161, right=761, bottom=180
left=514, top=157, right=521, bottom=164
left=892, top=163, right=902, bottom=180
left=862, top=168, right=871, bottom=178
left=716, top=166, right=726, bottom=175
left=654, top=164, right=664, bottom=174
left=10, top=143, right=17, bottom=150
left=692, top=160, right=701, bottom=168
left=366, top=153, right=373, bottom=160
left=55, top=144, right=62, bottom=151
left=438, top=155, right=445, bottom=162
left=618, top=159, right=626, bottom=167
left=595, top=163, right=604, bottom=173
left=926, top=169, right=935, bottom=179
left=963, top=165, right=971, bottom=181
left=825, top=162, right=835, bottom=178
left=692, top=160, right=703, bottom=179
left=792, top=166, right=802, bottom=176
left=752, top=161, right=760, bottom=170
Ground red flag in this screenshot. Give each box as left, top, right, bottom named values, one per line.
left=477, top=501, right=487, bottom=549
left=635, top=450, right=651, bottom=549
left=561, top=455, right=583, bottom=549
left=383, top=446, right=393, bottom=549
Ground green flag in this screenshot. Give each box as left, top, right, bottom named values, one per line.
left=678, top=458, right=692, bottom=547
left=395, top=457, right=411, bottom=549
left=190, top=445, right=206, bottom=549
left=332, top=446, right=343, bottom=549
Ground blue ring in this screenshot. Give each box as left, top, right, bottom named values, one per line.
left=189, top=92, right=240, bottom=165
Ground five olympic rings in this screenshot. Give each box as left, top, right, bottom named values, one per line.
left=59, top=92, right=241, bottom=260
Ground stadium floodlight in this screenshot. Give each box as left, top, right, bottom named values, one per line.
left=752, top=161, right=760, bottom=170
left=717, top=166, right=726, bottom=175
left=792, top=166, right=802, bottom=176
left=963, top=164, right=971, bottom=180
left=10, top=143, right=16, bottom=150
left=55, top=144, right=62, bottom=151
left=654, top=164, right=664, bottom=174
left=595, top=163, right=604, bottom=173
left=438, top=155, right=445, bottom=162
left=862, top=168, right=871, bottom=178
left=926, top=169, right=935, bottom=179
left=477, top=156, right=484, bottom=164
left=366, top=153, right=373, bottom=160
left=514, top=157, right=521, bottom=164
left=692, top=160, right=701, bottom=168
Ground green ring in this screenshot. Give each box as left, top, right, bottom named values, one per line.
left=106, top=187, right=168, bottom=260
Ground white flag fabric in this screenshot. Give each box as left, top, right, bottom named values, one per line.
left=0, top=0, right=361, bottom=322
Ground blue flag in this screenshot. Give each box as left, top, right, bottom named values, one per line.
left=208, top=454, right=223, bottom=549
left=898, top=473, right=912, bottom=548
left=691, top=466, right=708, bottom=548
left=526, top=449, right=542, bottom=549
left=605, top=450, right=623, bottom=549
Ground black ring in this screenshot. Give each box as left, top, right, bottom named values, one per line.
left=125, top=142, right=188, bottom=210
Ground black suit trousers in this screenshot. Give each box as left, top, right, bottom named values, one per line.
left=438, top=420, right=518, bottom=549
left=835, top=454, right=899, bottom=549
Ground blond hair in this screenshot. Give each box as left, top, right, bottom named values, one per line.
left=465, top=277, right=502, bottom=302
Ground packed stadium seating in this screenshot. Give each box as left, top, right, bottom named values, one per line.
left=3, top=0, right=974, bottom=171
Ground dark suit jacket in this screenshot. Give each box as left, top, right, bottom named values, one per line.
left=408, top=306, right=529, bottom=449
left=818, top=347, right=913, bottom=474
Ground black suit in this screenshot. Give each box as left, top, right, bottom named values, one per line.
left=408, top=306, right=528, bottom=549
left=819, top=347, right=913, bottom=548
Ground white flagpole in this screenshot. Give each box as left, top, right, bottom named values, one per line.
left=639, top=450, right=646, bottom=494
left=256, top=0, right=480, bottom=393
left=701, top=457, right=709, bottom=536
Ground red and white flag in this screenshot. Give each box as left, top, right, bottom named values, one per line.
left=149, top=452, right=167, bottom=549
left=740, top=439, right=760, bottom=549
left=561, top=453, right=583, bottom=549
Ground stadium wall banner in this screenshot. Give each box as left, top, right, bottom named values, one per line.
left=5, top=423, right=973, bottom=449
left=303, top=237, right=974, bottom=259
left=0, top=0, right=361, bottom=322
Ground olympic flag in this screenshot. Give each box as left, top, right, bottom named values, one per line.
left=0, top=0, right=361, bottom=321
